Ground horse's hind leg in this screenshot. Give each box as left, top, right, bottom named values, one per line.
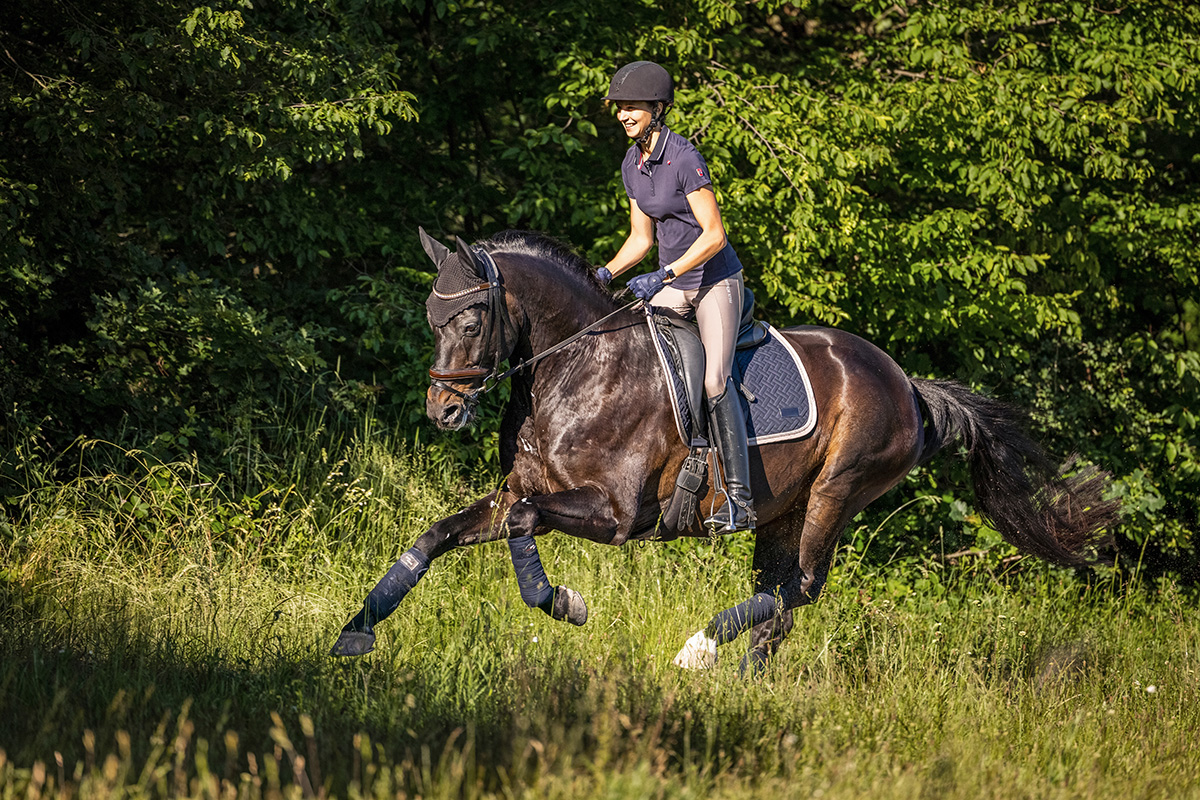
left=672, top=511, right=803, bottom=670
left=735, top=491, right=865, bottom=674
left=739, top=512, right=804, bottom=676
left=741, top=609, right=795, bottom=675
left=675, top=492, right=855, bottom=672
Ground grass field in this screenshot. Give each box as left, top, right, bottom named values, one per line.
left=2, top=435, right=1198, bottom=799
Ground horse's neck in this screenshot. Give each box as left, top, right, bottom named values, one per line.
left=508, top=271, right=618, bottom=356
left=497, top=255, right=640, bottom=385
left=524, top=302, right=617, bottom=353
left=520, top=296, right=652, bottom=392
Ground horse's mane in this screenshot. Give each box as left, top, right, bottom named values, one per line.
left=481, top=230, right=614, bottom=299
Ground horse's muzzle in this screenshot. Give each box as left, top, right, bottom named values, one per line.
left=427, top=385, right=474, bottom=430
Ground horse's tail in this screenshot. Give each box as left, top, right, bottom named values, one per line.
left=910, top=378, right=1120, bottom=566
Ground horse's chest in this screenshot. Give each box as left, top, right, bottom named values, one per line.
left=505, top=414, right=553, bottom=497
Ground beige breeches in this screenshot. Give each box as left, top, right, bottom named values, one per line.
left=650, top=272, right=744, bottom=398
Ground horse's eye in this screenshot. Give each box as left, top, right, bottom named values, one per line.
left=464, top=321, right=482, bottom=336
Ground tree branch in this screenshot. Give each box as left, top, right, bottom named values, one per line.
left=5, top=48, right=49, bottom=90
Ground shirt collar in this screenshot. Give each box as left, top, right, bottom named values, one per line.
left=646, top=126, right=671, bottom=164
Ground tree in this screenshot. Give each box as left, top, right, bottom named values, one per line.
left=2, top=0, right=415, bottom=475
left=3, top=0, right=1196, bottom=574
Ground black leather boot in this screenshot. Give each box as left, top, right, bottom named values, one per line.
left=705, top=377, right=756, bottom=532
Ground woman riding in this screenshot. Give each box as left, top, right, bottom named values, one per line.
left=596, top=60, right=755, bottom=533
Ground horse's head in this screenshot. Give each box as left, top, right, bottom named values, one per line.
left=421, top=228, right=516, bottom=430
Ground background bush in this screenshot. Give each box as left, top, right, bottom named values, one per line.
left=2, top=0, right=1197, bottom=576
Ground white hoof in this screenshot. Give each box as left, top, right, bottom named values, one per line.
left=673, top=630, right=718, bottom=670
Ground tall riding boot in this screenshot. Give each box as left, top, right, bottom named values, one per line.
left=705, top=376, right=756, bottom=532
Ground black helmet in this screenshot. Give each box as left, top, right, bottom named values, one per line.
left=604, top=61, right=674, bottom=105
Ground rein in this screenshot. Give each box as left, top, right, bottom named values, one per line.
left=428, top=248, right=642, bottom=406
left=489, top=297, right=642, bottom=385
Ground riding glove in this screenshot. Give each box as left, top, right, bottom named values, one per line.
left=629, top=267, right=670, bottom=300
left=595, top=266, right=613, bottom=286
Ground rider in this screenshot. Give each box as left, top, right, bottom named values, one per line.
left=596, top=61, right=755, bottom=533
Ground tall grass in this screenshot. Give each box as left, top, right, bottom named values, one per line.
left=1, top=425, right=1198, bottom=799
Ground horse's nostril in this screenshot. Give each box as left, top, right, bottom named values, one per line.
left=442, top=404, right=461, bottom=424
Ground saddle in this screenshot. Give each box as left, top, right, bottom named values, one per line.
left=646, top=287, right=816, bottom=533
left=649, top=287, right=768, bottom=447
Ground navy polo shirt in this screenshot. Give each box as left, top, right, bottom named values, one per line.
left=621, top=127, right=743, bottom=290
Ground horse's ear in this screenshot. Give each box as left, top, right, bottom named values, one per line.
left=418, top=227, right=451, bottom=268
left=455, top=235, right=485, bottom=279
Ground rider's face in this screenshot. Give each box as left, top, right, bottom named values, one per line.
left=615, top=102, right=656, bottom=140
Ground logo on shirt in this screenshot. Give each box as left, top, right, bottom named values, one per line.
left=696, top=168, right=705, bottom=178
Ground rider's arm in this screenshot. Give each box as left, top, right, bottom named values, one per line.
left=662, top=187, right=727, bottom=280
left=603, top=198, right=655, bottom=277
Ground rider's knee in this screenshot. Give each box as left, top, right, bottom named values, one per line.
left=705, top=374, right=729, bottom=399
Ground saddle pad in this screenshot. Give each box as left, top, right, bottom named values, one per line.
left=735, top=325, right=817, bottom=445
left=648, top=316, right=817, bottom=447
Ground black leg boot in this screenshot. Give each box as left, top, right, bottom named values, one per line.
left=705, top=376, right=756, bottom=532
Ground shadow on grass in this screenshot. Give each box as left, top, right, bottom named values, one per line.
left=0, top=576, right=791, bottom=797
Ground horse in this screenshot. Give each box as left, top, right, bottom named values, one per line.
left=330, top=229, right=1119, bottom=673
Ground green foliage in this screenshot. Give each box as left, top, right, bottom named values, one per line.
left=1, top=0, right=416, bottom=478
left=2, top=439, right=1199, bottom=798
left=2, top=0, right=1197, bottom=570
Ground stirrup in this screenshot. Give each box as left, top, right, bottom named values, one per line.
left=705, top=497, right=756, bottom=533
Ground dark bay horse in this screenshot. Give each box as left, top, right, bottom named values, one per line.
left=331, top=229, right=1118, bottom=672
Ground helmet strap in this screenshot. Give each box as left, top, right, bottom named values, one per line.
left=636, top=102, right=668, bottom=149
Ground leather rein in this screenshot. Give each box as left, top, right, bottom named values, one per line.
left=428, top=247, right=641, bottom=409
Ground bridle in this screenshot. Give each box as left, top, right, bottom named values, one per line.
left=427, top=246, right=512, bottom=409
left=427, top=247, right=642, bottom=413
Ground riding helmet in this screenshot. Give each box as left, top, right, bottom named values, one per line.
left=604, top=61, right=674, bottom=105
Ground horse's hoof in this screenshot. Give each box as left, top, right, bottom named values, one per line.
left=330, top=629, right=376, bottom=657
left=673, top=630, right=718, bottom=670
left=551, top=586, right=588, bottom=626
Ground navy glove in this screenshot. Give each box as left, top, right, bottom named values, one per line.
left=595, top=266, right=613, bottom=286
left=629, top=267, right=670, bottom=301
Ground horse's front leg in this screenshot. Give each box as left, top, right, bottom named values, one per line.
left=504, top=485, right=623, bottom=627
left=330, top=491, right=510, bottom=657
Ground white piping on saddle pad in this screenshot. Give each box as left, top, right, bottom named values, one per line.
left=645, top=317, right=818, bottom=447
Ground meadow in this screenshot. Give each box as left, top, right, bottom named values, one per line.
left=2, top=428, right=1198, bottom=800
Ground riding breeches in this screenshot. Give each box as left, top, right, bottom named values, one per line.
left=651, top=272, right=744, bottom=398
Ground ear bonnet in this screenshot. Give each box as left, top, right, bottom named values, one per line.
left=423, top=230, right=492, bottom=328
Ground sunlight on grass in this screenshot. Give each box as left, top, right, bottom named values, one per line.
left=2, top=435, right=1198, bottom=799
